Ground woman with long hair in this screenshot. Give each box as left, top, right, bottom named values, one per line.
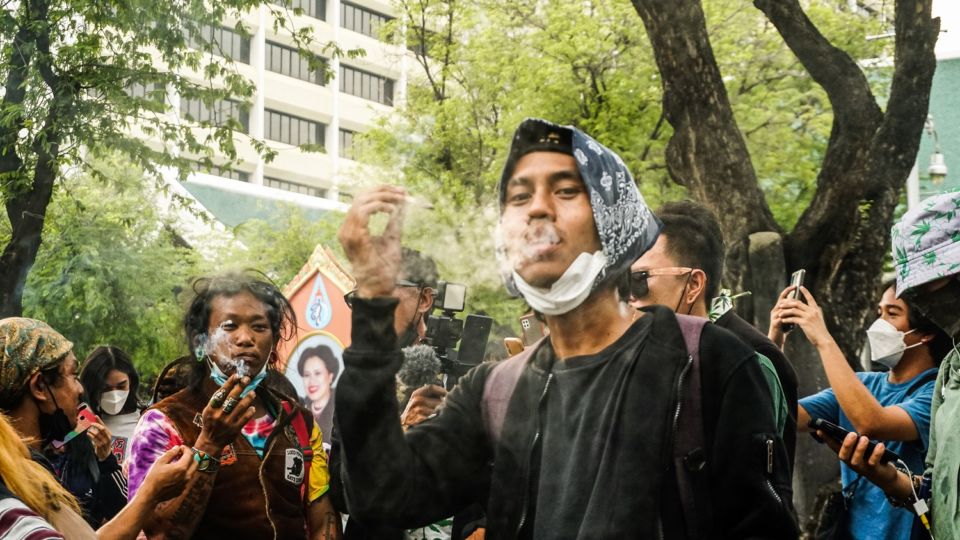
left=0, top=411, right=196, bottom=539
left=80, top=346, right=143, bottom=466
left=126, top=271, right=340, bottom=539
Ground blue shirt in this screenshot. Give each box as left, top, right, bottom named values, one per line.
left=800, top=369, right=937, bottom=540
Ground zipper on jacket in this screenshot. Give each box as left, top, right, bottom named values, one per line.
left=659, top=354, right=693, bottom=535
left=516, top=372, right=554, bottom=537
left=766, top=438, right=774, bottom=474
left=764, top=478, right=783, bottom=507
left=671, top=355, right=694, bottom=438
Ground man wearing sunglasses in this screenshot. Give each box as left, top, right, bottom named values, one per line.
left=344, top=250, right=436, bottom=352
left=628, top=201, right=798, bottom=475
left=334, top=118, right=797, bottom=538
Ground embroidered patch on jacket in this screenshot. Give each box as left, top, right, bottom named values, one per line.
left=220, top=444, right=238, bottom=466
left=285, top=448, right=305, bottom=484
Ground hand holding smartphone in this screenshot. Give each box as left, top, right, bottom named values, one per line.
left=780, top=269, right=806, bottom=334
left=808, top=418, right=902, bottom=464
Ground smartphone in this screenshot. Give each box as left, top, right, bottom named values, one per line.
left=781, top=269, right=806, bottom=333
left=808, top=418, right=902, bottom=464
left=457, top=314, right=493, bottom=366
left=52, top=403, right=101, bottom=448
left=520, top=314, right=545, bottom=346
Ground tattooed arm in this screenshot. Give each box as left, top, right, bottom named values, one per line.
left=143, top=464, right=219, bottom=539
left=308, top=494, right=342, bottom=540
left=142, top=376, right=257, bottom=539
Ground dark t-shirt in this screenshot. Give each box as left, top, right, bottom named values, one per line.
left=528, top=315, right=654, bottom=539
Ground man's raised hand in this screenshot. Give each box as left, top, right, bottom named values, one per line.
left=338, top=185, right=407, bottom=299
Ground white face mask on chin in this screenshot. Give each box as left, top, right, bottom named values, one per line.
left=100, top=389, right=129, bottom=416
left=512, top=251, right=608, bottom=316
left=866, top=318, right=921, bottom=369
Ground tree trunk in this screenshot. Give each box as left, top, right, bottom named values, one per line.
left=630, top=0, right=939, bottom=525
left=629, top=0, right=783, bottom=324
left=0, top=0, right=65, bottom=317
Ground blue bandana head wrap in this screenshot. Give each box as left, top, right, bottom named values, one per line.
left=497, top=118, right=661, bottom=297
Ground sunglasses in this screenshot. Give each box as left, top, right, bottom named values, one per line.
left=629, top=267, right=693, bottom=299
left=344, top=279, right=422, bottom=308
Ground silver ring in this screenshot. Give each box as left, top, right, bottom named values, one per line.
left=222, top=397, right=239, bottom=414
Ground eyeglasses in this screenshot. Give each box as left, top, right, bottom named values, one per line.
left=629, top=267, right=693, bottom=299
left=343, top=280, right=423, bottom=309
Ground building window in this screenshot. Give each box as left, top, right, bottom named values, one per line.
left=340, top=1, right=392, bottom=39
left=264, top=109, right=325, bottom=147
left=274, top=0, right=326, bottom=20
left=264, top=176, right=324, bottom=197
left=196, top=163, right=250, bottom=182
left=339, top=128, right=358, bottom=159
left=180, top=98, right=250, bottom=131
left=339, top=65, right=394, bottom=106
left=265, top=41, right=326, bottom=85
left=188, top=25, right=251, bottom=64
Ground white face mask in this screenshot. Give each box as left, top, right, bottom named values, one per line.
left=512, top=251, right=608, bottom=316
left=866, top=318, right=921, bottom=369
left=100, top=389, right=129, bottom=416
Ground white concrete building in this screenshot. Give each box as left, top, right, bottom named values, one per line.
left=169, top=0, right=412, bottom=226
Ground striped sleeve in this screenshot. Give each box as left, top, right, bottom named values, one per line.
left=0, top=498, right=65, bottom=540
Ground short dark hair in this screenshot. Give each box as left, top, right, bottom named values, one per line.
left=881, top=281, right=952, bottom=364
left=80, top=346, right=141, bottom=415
left=182, top=271, right=296, bottom=389
left=401, top=248, right=439, bottom=289
left=297, top=345, right=340, bottom=379
left=654, top=201, right=726, bottom=302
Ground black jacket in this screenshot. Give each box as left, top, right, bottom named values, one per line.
left=714, top=311, right=799, bottom=472
left=336, top=298, right=798, bottom=539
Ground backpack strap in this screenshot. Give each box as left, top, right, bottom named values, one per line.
left=672, top=314, right=710, bottom=540
left=281, top=401, right=313, bottom=511
left=481, top=338, right=543, bottom=447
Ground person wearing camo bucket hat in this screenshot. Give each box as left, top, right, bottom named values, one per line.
left=820, top=191, right=960, bottom=540
left=0, top=317, right=130, bottom=528
left=334, top=117, right=798, bottom=538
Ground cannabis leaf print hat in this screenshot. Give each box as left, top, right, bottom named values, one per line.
left=892, top=190, right=960, bottom=296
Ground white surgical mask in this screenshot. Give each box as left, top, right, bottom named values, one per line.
left=512, top=251, right=608, bottom=316
left=866, top=318, right=921, bottom=369
left=99, top=390, right=129, bottom=416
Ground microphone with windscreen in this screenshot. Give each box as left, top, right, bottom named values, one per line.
left=397, top=344, right=442, bottom=407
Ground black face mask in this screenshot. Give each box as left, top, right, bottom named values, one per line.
left=398, top=316, right=422, bottom=349
left=905, top=278, right=960, bottom=339
left=37, top=390, right=72, bottom=448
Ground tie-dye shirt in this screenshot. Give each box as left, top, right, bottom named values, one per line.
left=126, top=407, right=328, bottom=503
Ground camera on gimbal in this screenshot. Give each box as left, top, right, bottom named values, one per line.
left=425, top=281, right=493, bottom=387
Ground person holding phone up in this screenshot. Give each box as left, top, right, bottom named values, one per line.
left=769, top=281, right=951, bottom=539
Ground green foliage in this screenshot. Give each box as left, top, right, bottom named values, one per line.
left=220, top=209, right=343, bottom=287
left=3, top=153, right=205, bottom=379
left=359, top=0, right=897, bottom=335
left=705, top=0, right=893, bottom=230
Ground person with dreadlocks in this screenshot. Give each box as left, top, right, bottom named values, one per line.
left=126, top=271, right=340, bottom=539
